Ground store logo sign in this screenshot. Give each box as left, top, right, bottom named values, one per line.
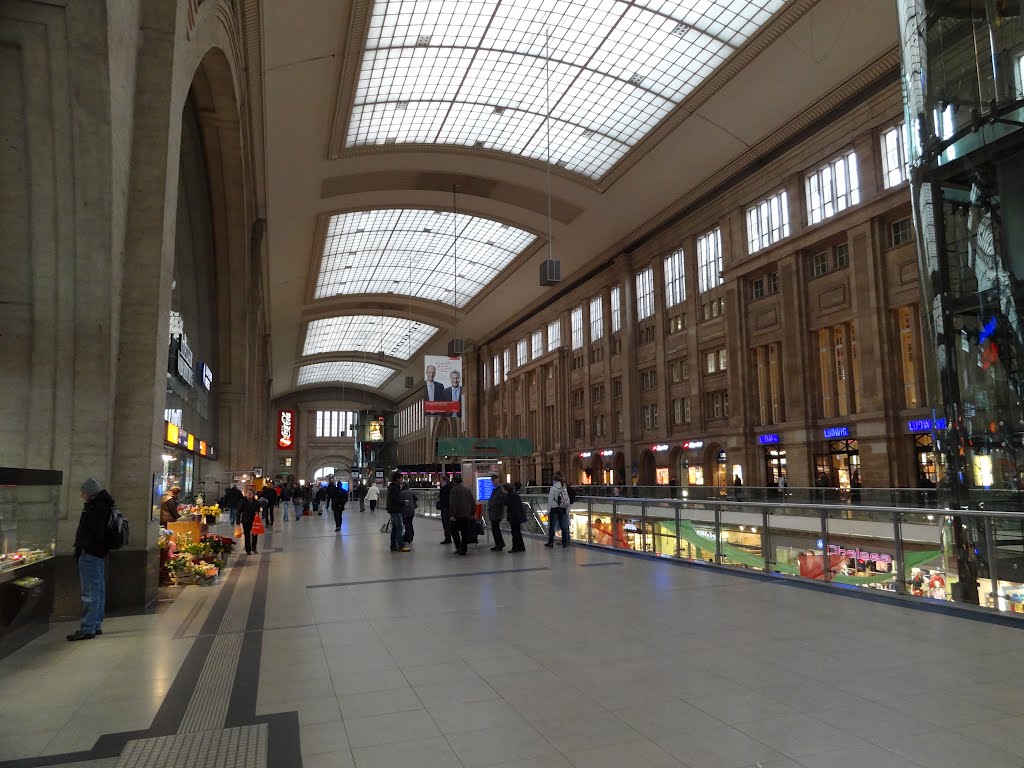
left=579, top=451, right=593, bottom=458
left=907, top=418, right=947, bottom=433
left=652, top=444, right=670, bottom=453
left=758, top=434, right=780, bottom=445
left=827, top=544, right=891, bottom=564
left=600, top=450, right=614, bottom=457
left=682, top=440, right=704, bottom=450
left=277, top=410, right=295, bottom=450
left=823, top=426, right=850, bottom=439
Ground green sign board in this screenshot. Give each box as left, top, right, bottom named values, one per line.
left=437, top=438, right=534, bottom=458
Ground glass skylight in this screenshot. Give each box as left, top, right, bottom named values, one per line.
left=347, top=0, right=786, bottom=178
left=297, top=362, right=395, bottom=389
left=315, top=209, right=536, bottom=307
left=303, top=316, right=439, bottom=359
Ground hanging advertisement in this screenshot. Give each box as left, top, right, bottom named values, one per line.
left=367, top=416, right=385, bottom=443
left=277, top=409, right=295, bottom=450
left=423, top=355, right=463, bottom=417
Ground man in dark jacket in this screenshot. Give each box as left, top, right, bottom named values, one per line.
left=438, top=477, right=453, bottom=544
left=356, top=482, right=368, bottom=512
left=386, top=473, right=407, bottom=551
left=69, top=478, right=115, bottom=641
left=223, top=484, right=243, bottom=525
left=260, top=484, right=278, bottom=526
left=505, top=482, right=527, bottom=553
left=238, top=487, right=261, bottom=555
left=329, top=483, right=349, bottom=532
left=400, top=482, right=418, bottom=546
left=487, top=473, right=507, bottom=551
left=314, top=483, right=328, bottom=515
left=449, top=475, right=475, bottom=556
left=280, top=482, right=295, bottom=521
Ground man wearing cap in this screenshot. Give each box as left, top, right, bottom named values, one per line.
left=68, top=478, right=116, bottom=641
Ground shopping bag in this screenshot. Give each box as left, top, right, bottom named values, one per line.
left=233, top=524, right=243, bottom=539
left=251, top=515, right=265, bottom=535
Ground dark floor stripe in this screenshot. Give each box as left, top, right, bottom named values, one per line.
left=307, top=566, right=550, bottom=589
left=578, top=562, right=622, bottom=567
left=225, top=553, right=272, bottom=728
left=171, top=596, right=208, bottom=640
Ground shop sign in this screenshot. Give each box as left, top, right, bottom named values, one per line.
left=199, top=441, right=207, bottom=457
left=166, top=422, right=180, bottom=446
left=758, top=434, right=780, bottom=445
left=823, top=426, right=850, bottom=439
left=176, top=336, right=194, bottom=386
left=600, top=450, right=614, bottom=457
left=652, top=444, right=670, bottom=453
left=253, top=466, right=263, bottom=478
left=682, top=440, right=704, bottom=450
left=579, top=451, right=593, bottom=458
left=907, top=418, right=947, bottom=433
left=827, top=544, right=892, bottom=564
left=198, top=362, right=213, bottom=391
left=623, top=522, right=639, bottom=532
left=277, top=410, right=295, bottom=450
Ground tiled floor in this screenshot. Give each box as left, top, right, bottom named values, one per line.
left=3, top=510, right=1024, bottom=767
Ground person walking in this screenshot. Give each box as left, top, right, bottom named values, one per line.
left=68, top=478, right=115, bottom=641
left=386, top=473, right=408, bottom=551
left=239, top=487, right=261, bottom=555
left=487, top=473, right=507, bottom=552
left=280, top=482, right=294, bottom=522
left=449, top=474, right=475, bottom=556
left=223, top=483, right=243, bottom=525
left=357, top=482, right=368, bottom=512
left=292, top=483, right=306, bottom=519
left=438, top=476, right=453, bottom=544
left=313, top=483, right=326, bottom=515
left=546, top=472, right=571, bottom=548
left=260, top=483, right=278, bottom=526
left=400, top=481, right=418, bottom=546
left=366, top=481, right=380, bottom=513
left=505, top=481, right=526, bottom=553
left=330, top=482, right=349, bottom=532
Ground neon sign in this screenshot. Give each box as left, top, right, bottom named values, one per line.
left=277, top=410, right=295, bottom=450
left=579, top=451, right=593, bottom=458
left=600, top=450, right=614, bottom=457
left=652, top=444, right=670, bottom=453
left=907, top=418, right=947, bottom=432
left=823, top=426, right=850, bottom=439
left=682, top=440, right=705, bottom=450
left=827, top=544, right=892, bottom=564
left=758, top=434, right=780, bottom=445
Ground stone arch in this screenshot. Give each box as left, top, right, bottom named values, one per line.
left=305, top=452, right=354, bottom=483
left=570, top=455, right=584, bottom=485
left=638, top=450, right=656, bottom=487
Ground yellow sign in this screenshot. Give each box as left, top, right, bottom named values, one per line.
left=166, top=422, right=179, bottom=445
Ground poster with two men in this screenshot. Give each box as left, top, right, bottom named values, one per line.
left=423, top=356, right=463, bottom=417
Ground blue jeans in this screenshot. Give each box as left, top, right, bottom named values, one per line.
left=78, top=553, right=105, bottom=634
left=229, top=504, right=240, bottom=525
left=281, top=500, right=293, bottom=521
left=389, top=513, right=405, bottom=549
left=548, top=508, right=570, bottom=546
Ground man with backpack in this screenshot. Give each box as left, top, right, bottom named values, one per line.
left=400, top=481, right=418, bottom=546
left=386, top=473, right=408, bottom=551
left=546, top=471, right=573, bottom=548
left=68, top=478, right=117, bottom=641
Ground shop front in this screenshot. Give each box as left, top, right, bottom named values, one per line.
left=758, top=433, right=786, bottom=487
left=816, top=426, right=860, bottom=491
left=651, top=444, right=672, bottom=487
left=678, top=440, right=705, bottom=496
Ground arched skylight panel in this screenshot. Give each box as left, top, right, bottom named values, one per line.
left=303, top=316, right=439, bottom=359
left=297, top=362, right=394, bottom=389
left=316, top=210, right=536, bottom=306
left=347, top=0, right=786, bottom=178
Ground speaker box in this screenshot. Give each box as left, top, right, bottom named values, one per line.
left=448, top=338, right=465, bottom=356
left=405, top=376, right=414, bottom=388
left=539, top=259, right=561, bottom=286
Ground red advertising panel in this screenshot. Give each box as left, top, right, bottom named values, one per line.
left=277, top=409, right=295, bottom=450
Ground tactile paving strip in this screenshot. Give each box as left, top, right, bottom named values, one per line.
left=114, top=725, right=267, bottom=768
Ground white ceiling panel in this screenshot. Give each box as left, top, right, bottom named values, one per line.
left=296, top=361, right=396, bottom=388
left=346, top=0, right=787, bottom=178
left=303, top=315, right=439, bottom=359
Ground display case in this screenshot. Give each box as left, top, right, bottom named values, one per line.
left=0, top=468, right=60, bottom=658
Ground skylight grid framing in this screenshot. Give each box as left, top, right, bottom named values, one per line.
left=315, top=209, right=536, bottom=307
left=297, top=362, right=395, bottom=388
left=347, top=0, right=787, bottom=180
left=303, top=316, right=438, bottom=360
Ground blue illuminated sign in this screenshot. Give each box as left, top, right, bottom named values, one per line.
left=823, top=426, right=850, bottom=439
left=758, top=434, right=780, bottom=445
left=907, top=418, right=948, bottom=433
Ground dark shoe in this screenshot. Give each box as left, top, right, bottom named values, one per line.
left=440, top=539, right=452, bottom=544
left=456, top=550, right=468, bottom=556
left=252, top=549, right=258, bottom=554
left=391, top=546, right=399, bottom=552
left=335, top=527, right=341, bottom=531
left=95, top=629, right=103, bottom=636
left=561, top=543, right=570, bottom=548
left=490, top=546, right=503, bottom=552
left=544, top=542, right=554, bottom=548
left=246, top=550, right=251, bottom=555
left=67, top=630, right=95, bottom=641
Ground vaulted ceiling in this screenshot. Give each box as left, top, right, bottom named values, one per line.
left=261, top=0, right=899, bottom=402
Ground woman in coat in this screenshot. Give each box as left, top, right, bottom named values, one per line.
left=238, top=488, right=261, bottom=555
left=504, top=482, right=526, bottom=553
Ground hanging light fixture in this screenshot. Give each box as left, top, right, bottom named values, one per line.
left=539, top=26, right=561, bottom=287
left=448, top=184, right=465, bottom=357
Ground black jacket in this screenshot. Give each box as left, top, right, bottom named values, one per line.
left=386, top=482, right=403, bottom=513
left=238, top=498, right=260, bottom=526
left=439, top=482, right=452, bottom=511
left=75, top=490, right=115, bottom=558
left=329, top=485, right=349, bottom=508
left=505, top=490, right=526, bottom=524
left=315, top=486, right=328, bottom=503
left=223, top=486, right=243, bottom=508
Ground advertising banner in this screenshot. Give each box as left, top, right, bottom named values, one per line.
left=277, top=409, right=295, bottom=450
left=436, top=438, right=534, bottom=458
left=423, top=355, right=463, bottom=417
